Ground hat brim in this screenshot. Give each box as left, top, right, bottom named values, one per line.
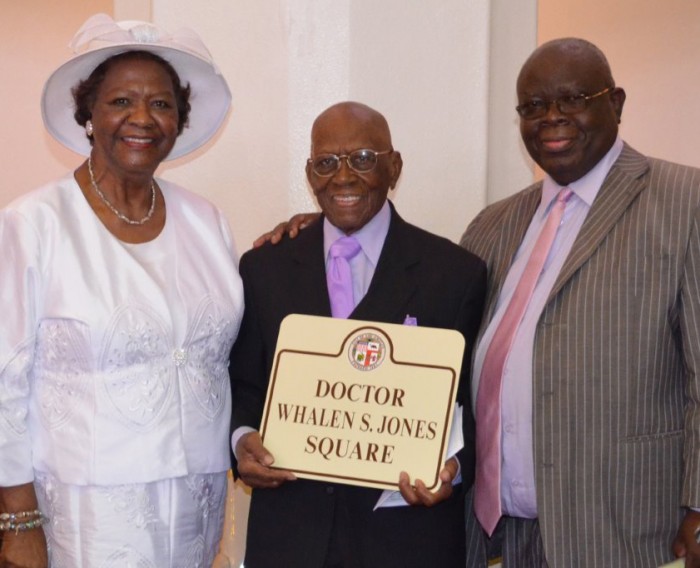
left=41, top=43, right=231, bottom=160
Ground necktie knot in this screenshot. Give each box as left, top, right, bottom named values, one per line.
left=330, top=236, right=361, bottom=260
left=557, top=188, right=573, bottom=205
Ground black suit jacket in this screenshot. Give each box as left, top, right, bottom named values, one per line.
left=230, top=204, right=486, bottom=568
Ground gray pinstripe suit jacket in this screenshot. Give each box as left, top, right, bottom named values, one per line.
left=460, top=143, right=700, bottom=567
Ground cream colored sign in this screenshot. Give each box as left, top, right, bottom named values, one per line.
left=260, top=314, right=465, bottom=491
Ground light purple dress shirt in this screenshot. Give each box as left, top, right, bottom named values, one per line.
left=472, top=138, right=623, bottom=518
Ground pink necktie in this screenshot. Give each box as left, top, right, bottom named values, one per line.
left=474, top=188, right=572, bottom=536
left=327, top=236, right=362, bottom=319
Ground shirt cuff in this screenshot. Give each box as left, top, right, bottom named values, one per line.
left=231, top=426, right=256, bottom=459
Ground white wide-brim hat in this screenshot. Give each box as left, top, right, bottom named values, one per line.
left=42, top=13, right=231, bottom=160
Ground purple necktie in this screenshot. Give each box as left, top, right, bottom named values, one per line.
left=474, top=188, right=573, bottom=536
left=327, top=236, right=362, bottom=319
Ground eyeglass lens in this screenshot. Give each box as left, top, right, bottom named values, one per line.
left=517, top=87, right=612, bottom=119
left=312, top=150, right=380, bottom=176
left=519, top=96, right=586, bottom=119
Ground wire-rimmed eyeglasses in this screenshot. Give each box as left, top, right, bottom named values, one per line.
left=515, top=87, right=614, bottom=120
left=308, top=149, right=393, bottom=177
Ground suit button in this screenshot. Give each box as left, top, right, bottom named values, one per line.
left=326, top=486, right=334, bottom=495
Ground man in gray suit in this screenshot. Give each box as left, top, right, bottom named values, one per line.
left=461, top=37, right=700, bottom=567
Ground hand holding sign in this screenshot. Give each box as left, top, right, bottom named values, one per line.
left=235, top=431, right=297, bottom=489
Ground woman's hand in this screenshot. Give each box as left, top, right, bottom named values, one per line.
left=0, top=483, right=48, bottom=568
left=1, top=529, right=48, bottom=568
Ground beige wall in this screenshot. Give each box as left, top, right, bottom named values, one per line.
left=152, top=0, right=496, bottom=251
left=0, top=1, right=112, bottom=200
left=538, top=0, right=700, bottom=170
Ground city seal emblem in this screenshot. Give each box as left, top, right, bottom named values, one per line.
left=348, top=332, right=386, bottom=371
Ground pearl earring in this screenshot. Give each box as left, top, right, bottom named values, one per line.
left=86, top=120, right=94, bottom=137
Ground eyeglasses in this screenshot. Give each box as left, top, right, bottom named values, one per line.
left=515, top=87, right=614, bottom=120
left=308, top=149, right=393, bottom=177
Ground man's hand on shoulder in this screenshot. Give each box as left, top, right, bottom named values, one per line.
left=252, top=213, right=321, bottom=248
left=235, top=431, right=297, bottom=489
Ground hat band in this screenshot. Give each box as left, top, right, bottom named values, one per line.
left=68, top=13, right=217, bottom=70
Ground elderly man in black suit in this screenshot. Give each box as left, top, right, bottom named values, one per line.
left=229, top=101, right=486, bottom=568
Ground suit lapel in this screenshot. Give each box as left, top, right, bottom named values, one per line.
left=351, top=205, right=418, bottom=323
left=548, top=143, right=650, bottom=300
left=290, top=220, right=333, bottom=316
left=484, top=186, right=542, bottom=322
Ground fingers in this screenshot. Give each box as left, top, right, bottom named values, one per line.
left=288, top=213, right=320, bottom=237
left=252, top=213, right=320, bottom=248
left=397, top=458, right=458, bottom=507
left=252, top=222, right=288, bottom=248
left=398, top=471, right=423, bottom=505
left=236, top=432, right=296, bottom=489
left=397, top=470, right=454, bottom=508
left=270, top=222, right=290, bottom=243
left=439, top=457, right=459, bottom=484
left=672, top=510, right=700, bottom=567
left=252, top=231, right=274, bottom=248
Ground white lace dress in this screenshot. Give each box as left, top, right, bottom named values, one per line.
left=0, top=175, right=244, bottom=567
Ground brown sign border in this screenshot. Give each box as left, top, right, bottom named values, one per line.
left=260, top=324, right=458, bottom=490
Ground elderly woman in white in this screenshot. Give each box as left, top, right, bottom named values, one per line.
left=0, top=14, right=242, bottom=568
